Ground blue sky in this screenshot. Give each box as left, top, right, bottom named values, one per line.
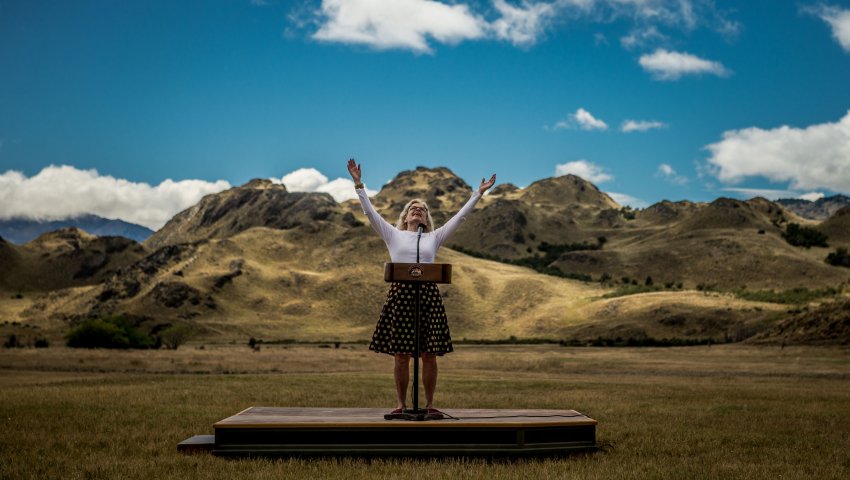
left=1, top=0, right=850, bottom=229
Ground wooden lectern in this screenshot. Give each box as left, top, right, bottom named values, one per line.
left=383, top=262, right=452, bottom=421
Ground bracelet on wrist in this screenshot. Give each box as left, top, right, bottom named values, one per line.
left=354, top=182, right=364, bottom=189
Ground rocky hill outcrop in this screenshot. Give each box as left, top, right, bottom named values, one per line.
left=144, top=179, right=352, bottom=249
left=777, top=194, right=850, bottom=220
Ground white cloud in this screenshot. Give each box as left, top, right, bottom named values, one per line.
left=276, top=167, right=377, bottom=202
left=620, top=25, right=666, bottom=49
left=312, top=0, right=486, bottom=53
left=548, top=107, right=609, bottom=131
left=490, top=0, right=558, bottom=46
left=0, top=165, right=231, bottom=231
left=799, top=192, right=825, bottom=202
left=656, top=163, right=687, bottom=185
left=809, top=5, right=850, bottom=52
left=621, top=119, right=667, bottom=132
left=303, top=1, right=738, bottom=53
left=705, top=110, right=850, bottom=193
left=638, top=49, right=730, bottom=80
left=279, top=168, right=329, bottom=192
left=606, top=191, right=648, bottom=208
left=573, top=107, right=608, bottom=130
left=555, top=159, right=613, bottom=183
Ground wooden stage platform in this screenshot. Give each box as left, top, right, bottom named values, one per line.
left=179, top=407, right=597, bottom=456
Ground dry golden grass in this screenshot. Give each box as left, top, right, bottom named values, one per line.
left=1, top=344, right=849, bottom=479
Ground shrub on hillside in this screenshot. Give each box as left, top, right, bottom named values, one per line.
left=782, top=223, right=828, bottom=248
left=158, top=323, right=194, bottom=350
left=825, top=248, right=850, bottom=268
left=66, top=315, right=156, bottom=349
left=734, top=287, right=839, bottom=304
left=4, top=334, right=21, bottom=348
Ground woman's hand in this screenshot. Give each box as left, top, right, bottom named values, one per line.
left=347, top=158, right=362, bottom=184
left=478, top=174, right=496, bottom=195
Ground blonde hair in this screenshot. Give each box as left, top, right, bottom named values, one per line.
left=396, top=198, right=435, bottom=232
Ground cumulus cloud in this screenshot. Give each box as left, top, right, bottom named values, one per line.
left=0, top=165, right=231, bottom=231
left=555, top=159, right=613, bottom=184
left=312, top=0, right=486, bottom=53
left=656, top=163, right=688, bottom=185
left=276, top=167, right=377, bottom=201
left=638, top=49, right=730, bottom=80
left=606, top=191, right=648, bottom=208
left=303, top=0, right=738, bottom=53
left=705, top=110, right=850, bottom=193
left=807, top=5, right=850, bottom=52
left=621, top=119, right=667, bottom=132
left=573, top=107, right=608, bottom=130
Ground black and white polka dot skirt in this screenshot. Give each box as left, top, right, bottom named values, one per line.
left=369, top=282, right=454, bottom=356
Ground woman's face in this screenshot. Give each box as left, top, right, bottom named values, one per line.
left=405, top=202, right=428, bottom=230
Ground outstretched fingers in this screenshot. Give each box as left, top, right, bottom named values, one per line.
left=479, top=173, right=496, bottom=193
left=347, top=158, right=362, bottom=182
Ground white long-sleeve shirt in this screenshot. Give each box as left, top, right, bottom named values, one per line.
left=356, top=188, right=482, bottom=263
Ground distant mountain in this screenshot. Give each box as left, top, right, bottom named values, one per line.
left=0, top=214, right=154, bottom=244
left=776, top=195, right=850, bottom=220
left=144, top=179, right=353, bottom=250
left=0, top=227, right=147, bottom=292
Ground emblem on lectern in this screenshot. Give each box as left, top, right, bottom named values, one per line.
left=408, top=264, right=423, bottom=278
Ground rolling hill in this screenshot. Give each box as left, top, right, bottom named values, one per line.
left=1, top=166, right=848, bottom=345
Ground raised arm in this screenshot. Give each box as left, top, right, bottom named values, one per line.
left=348, top=158, right=396, bottom=243
left=433, top=173, right=496, bottom=247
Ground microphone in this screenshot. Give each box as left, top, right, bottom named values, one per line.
left=416, top=223, right=424, bottom=263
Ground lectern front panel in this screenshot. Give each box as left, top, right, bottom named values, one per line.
left=384, top=263, right=452, bottom=284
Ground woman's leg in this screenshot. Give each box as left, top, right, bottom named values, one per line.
left=393, top=353, right=411, bottom=409
left=422, top=353, right=438, bottom=408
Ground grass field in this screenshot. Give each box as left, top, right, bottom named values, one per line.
left=1, top=344, right=849, bottom=479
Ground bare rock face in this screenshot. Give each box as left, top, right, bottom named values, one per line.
left=144, top=179, right=344, bottom=249
left=777, top=194, right=850, bottom=220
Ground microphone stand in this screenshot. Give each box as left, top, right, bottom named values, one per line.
left=411, top=224, right=424, bottom=417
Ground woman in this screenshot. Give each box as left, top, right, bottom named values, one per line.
left=347, top=158, right=496, bottom=416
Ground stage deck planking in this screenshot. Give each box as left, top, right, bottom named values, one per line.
left=189, top=407, right=598, bottom=456
left=215, top=407, right=597, bottom=428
